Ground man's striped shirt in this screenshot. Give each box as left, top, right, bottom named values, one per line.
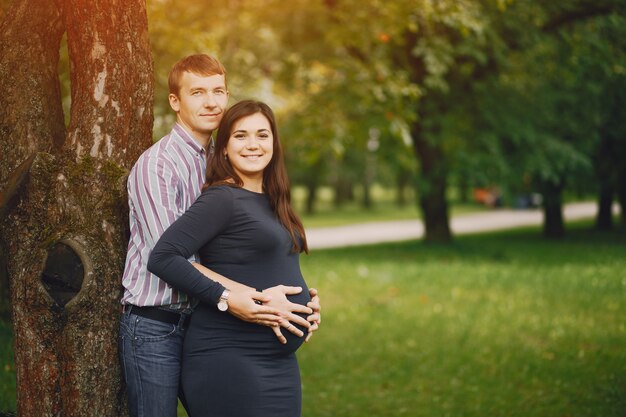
left=121, top=124, right=211, bottom=308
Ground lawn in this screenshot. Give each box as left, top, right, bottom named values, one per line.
left=1, top=222, right=625, bottom=416
left=295, top=223, right=625, bottom=417
left=0, top=323, right=13, bottom=413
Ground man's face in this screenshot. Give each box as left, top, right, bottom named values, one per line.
left=169, top=72, right=229, bottom=144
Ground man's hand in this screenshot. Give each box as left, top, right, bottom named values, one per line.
left=305, top=287, right=321, bottom=342
left=226, top=288, right=283, bottom=327
left=190, top=262, right=315, bottom=345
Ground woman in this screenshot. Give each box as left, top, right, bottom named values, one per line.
left=148, top=100, right=312, bottom=417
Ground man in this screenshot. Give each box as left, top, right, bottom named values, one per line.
left=119, top=54, right=321, bottom=417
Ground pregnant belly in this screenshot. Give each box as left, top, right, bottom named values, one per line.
left=186, top=291, right=311, bottom=356
left=278, top=288, right=311, bottom=352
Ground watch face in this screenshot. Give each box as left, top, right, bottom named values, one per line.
left=217, top=300, right=228, bottom=311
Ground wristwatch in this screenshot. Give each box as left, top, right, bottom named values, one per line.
left=217, top=289, right=230, bottom=312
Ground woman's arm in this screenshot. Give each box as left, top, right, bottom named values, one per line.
left=192, top=262, right=313, bottom=342
left=192, top=262, right=322, bottom=343
left=147, top=187, right=284, bottom=326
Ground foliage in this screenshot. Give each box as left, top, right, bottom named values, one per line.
left=108, top=1, right=626, bottom=225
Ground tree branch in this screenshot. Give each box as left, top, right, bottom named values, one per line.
left=543, top=2, right=626, bottom=32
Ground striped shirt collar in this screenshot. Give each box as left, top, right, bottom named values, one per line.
left=172, top=123, right=214, bottom=156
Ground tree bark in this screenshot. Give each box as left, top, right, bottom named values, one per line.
left=402, top=28, right=452, bottom=243
left=457, top=174, right=469, bottom=204
left=0, top=0, right=65, bottom=181
left=361, top=180, right=372, bottom=209
left=0, top=242, right=9, bottom=321
left=594, top=131, right=616, bottom=231
left=305, top=176, right=318, bottom=215
left=333, top=177, right=352, bottom=208
left=0, top=0, right=153, bottom=415
left=395, top=170, right=410, bottom=207
left=541, top=180, right=565, bottom=238
left=617, top=165, right=626, bottom=228
left=595, top=180, right=614, bottom=231
left=411, top=122, right=452, bottom=243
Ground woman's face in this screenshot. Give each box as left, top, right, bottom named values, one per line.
left=225, top=112, right=274, bottom=185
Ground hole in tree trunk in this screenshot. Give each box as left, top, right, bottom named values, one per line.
left=41, top=242, right=84, bottom=307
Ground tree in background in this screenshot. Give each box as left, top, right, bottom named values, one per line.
left=0, top=0, right=152, bottom=414
left=476, top=0, right=626, bottom=237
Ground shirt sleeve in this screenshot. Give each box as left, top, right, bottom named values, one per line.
left=147, top=186, right=233, bottom=305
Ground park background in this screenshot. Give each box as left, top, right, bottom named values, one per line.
left=0, top=0, right=625, bottom=416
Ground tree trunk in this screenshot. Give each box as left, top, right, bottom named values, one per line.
left=458, top=174, right=469, bottom=204
left=595, top=181, right=614, bottom=231
left=617, top=166, right=626, bottom=228
left=395, top=170, right=409, bottom=207
left=0, top=0, right=153, bottom=415
left=305, top=177, right=318, bottom=215
left=402, top=27, right=451, bottom=243
left=332, top=177, right=352, bottom=208
left=541, top=180, right=565, bottom=238
left=361, top=180, right=372, bottom=209
left=594, top=132, right=616, bottom=231
left=0, top=0, right=65, bottom=181
left=0, top=242, right=9, bottom=321
left=411, top=123, right=452, bottom=243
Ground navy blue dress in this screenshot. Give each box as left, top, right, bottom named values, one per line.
left=148, top=185, right=310, bottom=417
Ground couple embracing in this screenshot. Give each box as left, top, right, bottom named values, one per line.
left=118, top=54, right=321, bottom=417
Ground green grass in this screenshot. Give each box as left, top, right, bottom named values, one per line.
left=3, top=223, right=625, bottom=416
left=0, top=321, right=15, bottom=413
left=295, top=223, right=626, bottom=417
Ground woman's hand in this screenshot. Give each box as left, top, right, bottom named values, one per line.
left=305, top=288, right=321, bottom=342
left=226, top=287, right=310, bottom=345
left=190, top=263, right=314, bottom=344
left=262, top=285, right=313, bottom=343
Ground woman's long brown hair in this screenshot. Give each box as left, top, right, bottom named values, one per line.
left=204, top=100, right=308, bottom=253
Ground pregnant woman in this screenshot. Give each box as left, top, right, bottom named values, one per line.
left=148, top=100, right=312, bottom=417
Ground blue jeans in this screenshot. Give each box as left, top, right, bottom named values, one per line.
left=118, top=308, right=190, bottom=417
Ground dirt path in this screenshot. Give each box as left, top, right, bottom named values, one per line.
left=306, top=202, right=615, bottom=250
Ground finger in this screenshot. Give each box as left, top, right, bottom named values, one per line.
left=281, top=321, right=304, bottom=338
left=271, top=325, right=287, bottom=345
left=307, top=299, right=321, bottom=314
left=257, top=320, right=280, bottom=327
left=286, top=302, right=313, bottom=315
left=306, top=312, right=320, bottom=324
left=283, top=313, right=310, bottom=329
left=307, top=321, right=319, bottom=333
left=253, top=305, right=282, bottom=316
left=280, top=285, right=303, bottom=295
left=253, top=313, right=283, bottom=326
left=253, top=292, right=272, bottom=304
left=308, top=287, right=318, bottom=297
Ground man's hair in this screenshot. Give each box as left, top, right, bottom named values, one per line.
left=168, top=54, right=227, bottom=96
